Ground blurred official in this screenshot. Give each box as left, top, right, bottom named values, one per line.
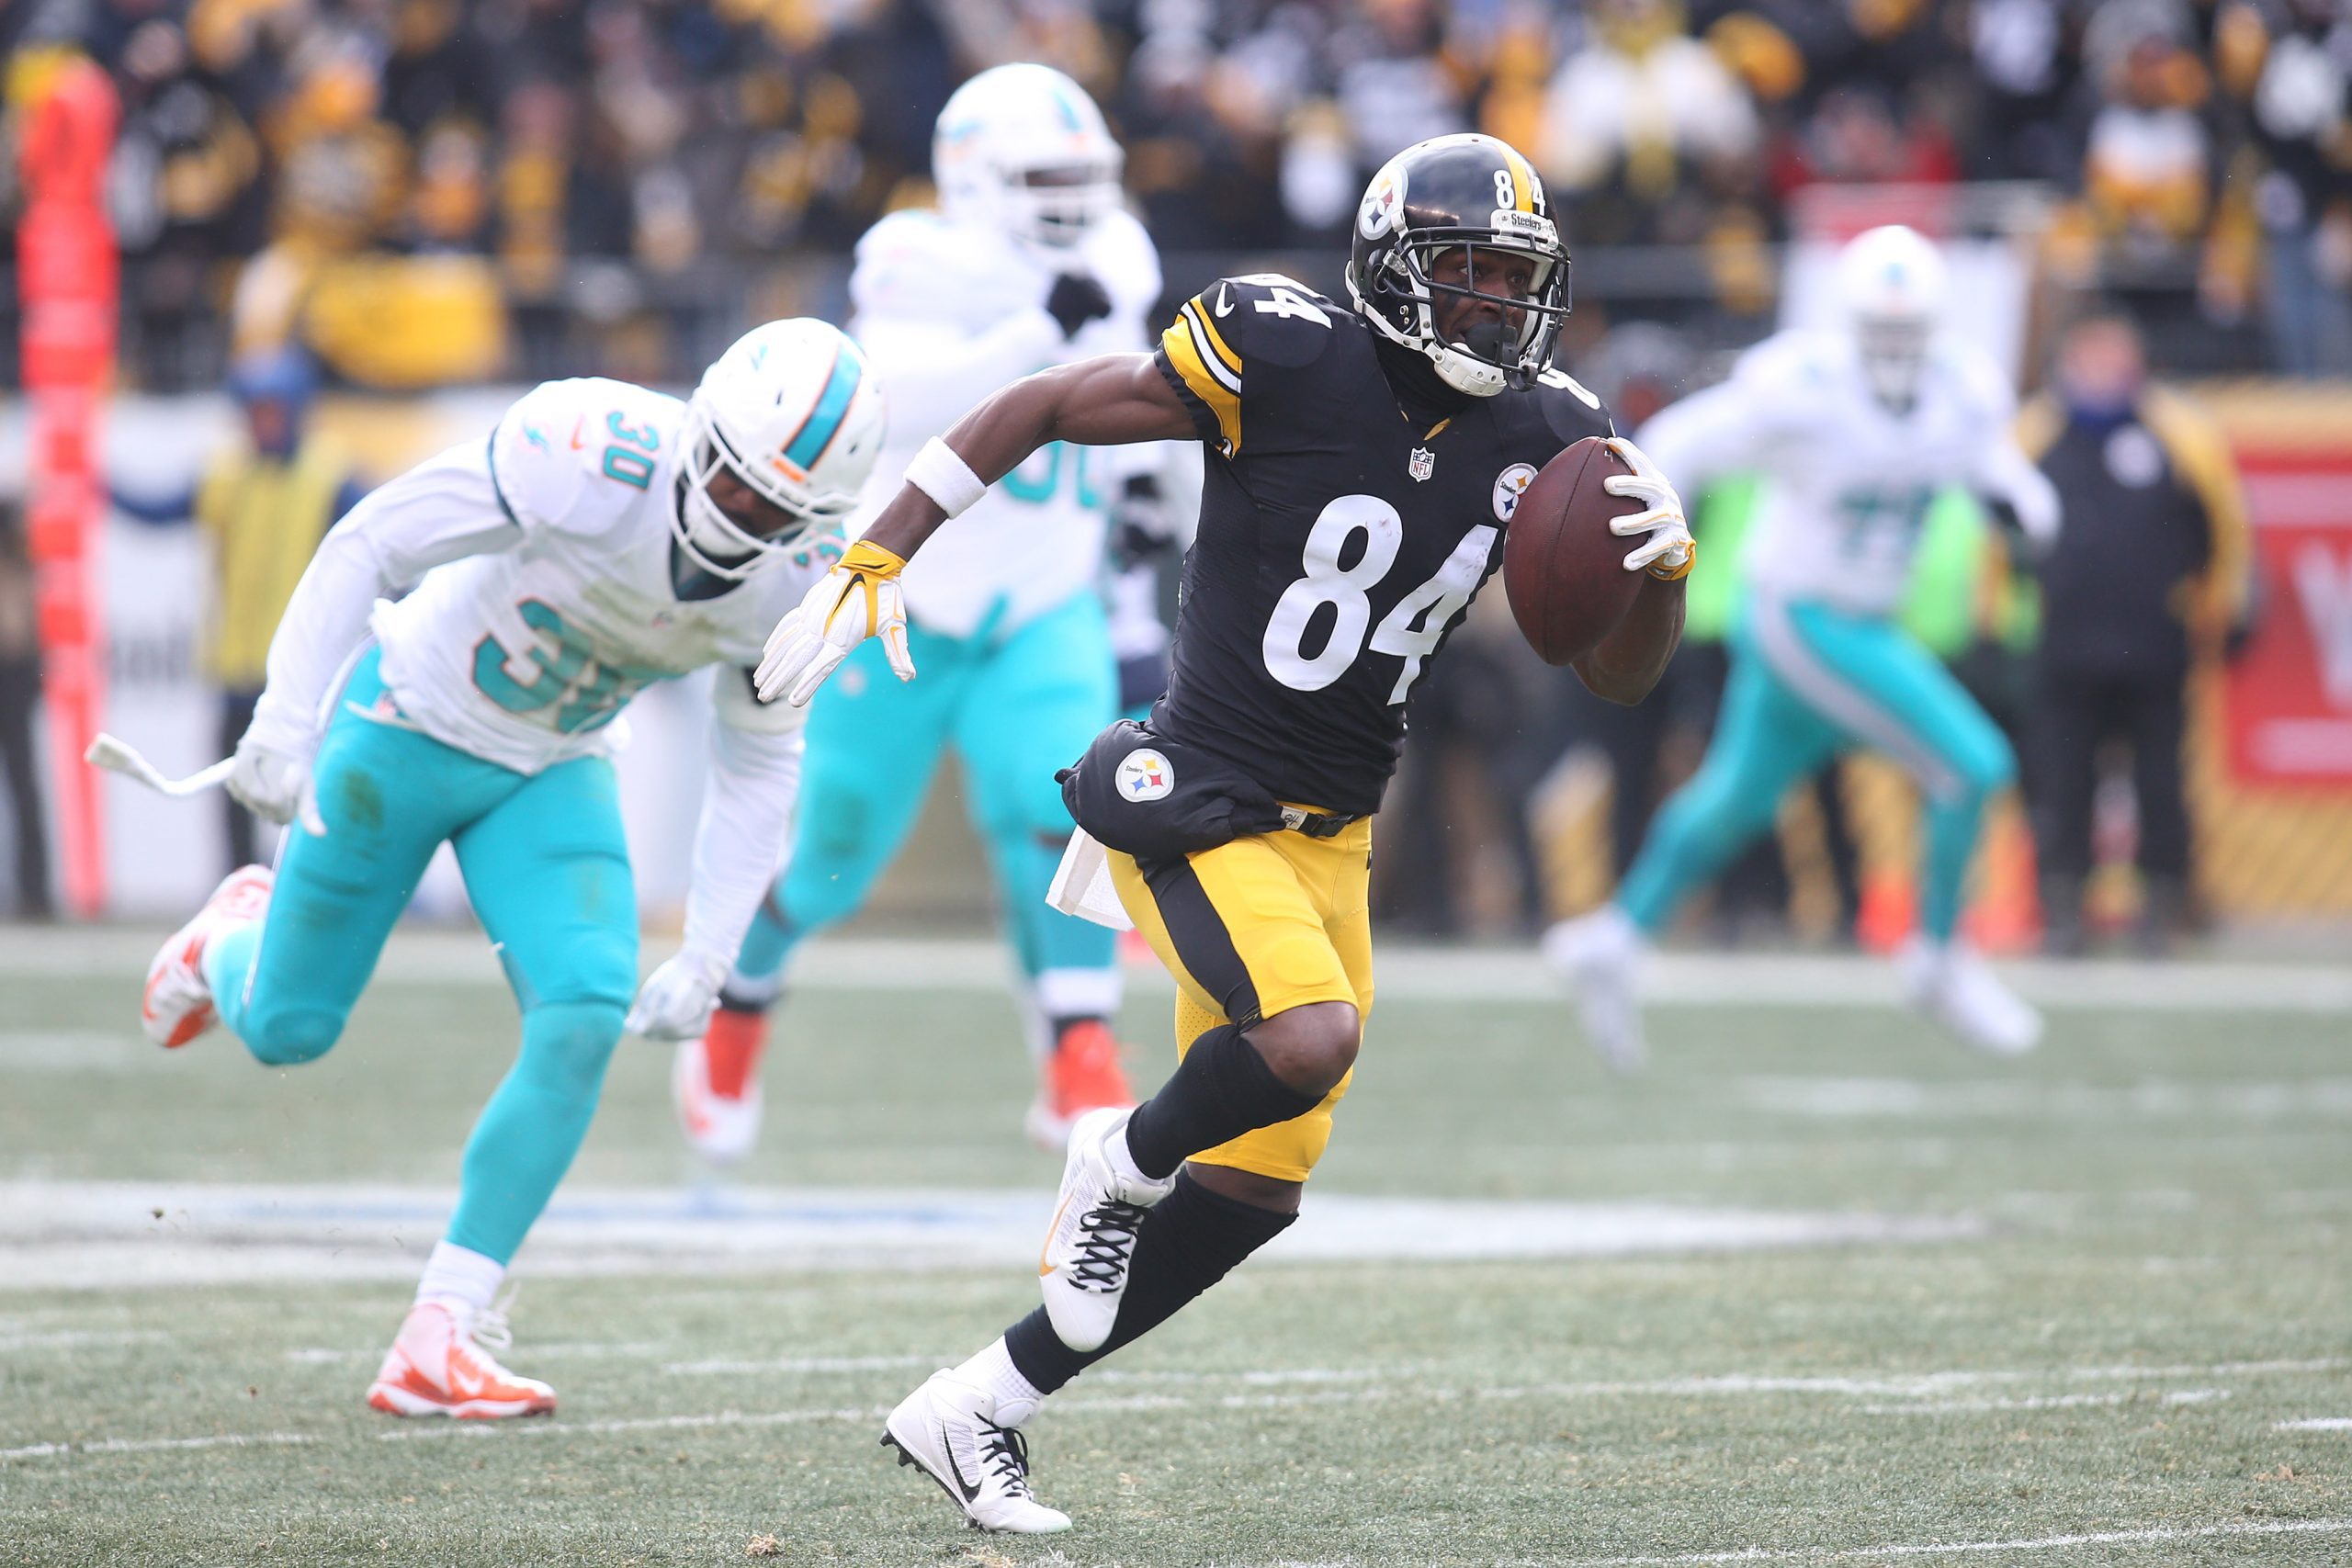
left=2017, top=312, right=2252, bottom=953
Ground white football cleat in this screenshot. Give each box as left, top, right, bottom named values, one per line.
left=365, top=1300, right=555, bottom=1419
left=672, top=1007, right=766, bottom=1165
left=1039, top=1106, right=1173, bottom=1352
left=1900, top=938, right=2042, bottom=1056
left=881, top=1370, right=1070, bottom=1534
left=1544, top=904, right=1648, bottom=1074
left=141, top=864, right=274, bottom=1048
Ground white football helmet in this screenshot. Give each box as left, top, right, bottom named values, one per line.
left=933, top=63, right=1124, bottom=251
left=675, top=319, right=886, bottom=579
left=1835, top=224, right=1948, bottom=412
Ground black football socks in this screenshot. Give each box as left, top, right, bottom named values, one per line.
left=1121, top=1023, right=1324, bottom=1179
left=1004, top=1170, right=1295, bottom=1393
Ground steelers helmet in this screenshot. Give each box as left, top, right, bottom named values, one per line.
left=1345, top=133, right=1571, bottom=398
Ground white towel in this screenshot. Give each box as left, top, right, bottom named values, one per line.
left=1046, top=829, right=1134, bottom=931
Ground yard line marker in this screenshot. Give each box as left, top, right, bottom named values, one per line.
left=10, top=1359, right=2341, bottom=1464
left=2278, top=1417, right=2352, bottom=1430
left=1861, top=1389, right=2227, bottom=1414
left=376, top=1404, right=888, bottom=1443
left=662, top=1352, right=934, bottom=1376
left=1560, top=1516, right=2352, bottom=1565
left=1, top=1430, right=315, bottom=1461
left=0, top=1329, right=166, bottom=1353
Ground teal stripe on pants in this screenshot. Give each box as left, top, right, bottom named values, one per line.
left=1615, top=593, right=2014, bottom=942
left=205, top=647, right=638, bottom=1263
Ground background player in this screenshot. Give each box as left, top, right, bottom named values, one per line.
left=1546, top=225, right=2060, bottom=1070
left=672, top=63, right=1167, bottom=1163
left=136, top=319, right=884, bottom=1417
left=755, top=133, right=1694, bottom=1531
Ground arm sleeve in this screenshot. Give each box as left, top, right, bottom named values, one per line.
left=1153, top=284, right=1250, bottom=457
left=681, top=668, right=808, bottom=964
left=852, top=309, right=1069, bottom=445
left=1971, top=432, right=2062, bottom=552
left=243, top=437, right=524, bottom=754
left=1632, top=377, right=1774, bottom=496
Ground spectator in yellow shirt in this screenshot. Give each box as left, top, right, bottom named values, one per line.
left=115, top=348, right=366, bottom=870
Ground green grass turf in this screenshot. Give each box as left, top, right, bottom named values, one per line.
left=4, top=944, right=2350, bottom=1565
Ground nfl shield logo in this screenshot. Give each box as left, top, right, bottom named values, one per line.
left=1408, top=447, right=1436, bottom=482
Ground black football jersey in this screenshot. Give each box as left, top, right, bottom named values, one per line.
left=1152, top=273, right=1615, bottom=817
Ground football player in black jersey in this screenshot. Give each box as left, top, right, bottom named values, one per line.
left=757, top=132, right=1694, bottom=1533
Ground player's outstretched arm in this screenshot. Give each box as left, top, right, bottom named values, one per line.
left=756, top=353, right=1193, bottom=705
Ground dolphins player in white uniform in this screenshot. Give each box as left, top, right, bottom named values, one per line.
left=138, top=319, right=885, bottom=1416
left=673, top=63, right=1167, bottom=1163
left=1549, top=226, right=2059, bottom=1066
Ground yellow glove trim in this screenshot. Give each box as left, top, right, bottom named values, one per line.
left=1646, top=537, right=1697, bottom=582
left=820, top=541, right=909, bottom=636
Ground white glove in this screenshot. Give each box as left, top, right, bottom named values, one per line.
left=754, top=540, right=916, bottom=707
left=1602, top=435, right=1696, bottom=579
left=227, top=734, right=326, bottom=837
left=626, top=947, right=730, bottom=1041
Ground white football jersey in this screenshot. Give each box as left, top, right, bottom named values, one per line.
left=846, top=206, right=1162, bottom=638
left=1635, top=330, right=2030, bottom=615
left=372, top=378, right=832, bottom=775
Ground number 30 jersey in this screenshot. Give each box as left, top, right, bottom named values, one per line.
left=371, top=378, right=832, bottom=774
left=1152, top=275, right=1613, bottom=817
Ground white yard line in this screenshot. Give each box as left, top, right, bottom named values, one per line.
left=2278, top=1417, right=2352, bottom=1431
left=1560, top=1517, right=2352, bottom=1565
left=1860, top=1389, right=2227, bottom=1414
left=10, top=1359, right=2336, bottom=1464
left=0, top=1329, right=167, bottom=1353
left=7, top=930, right=2350, bottom=1013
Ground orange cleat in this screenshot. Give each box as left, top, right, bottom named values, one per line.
left=1023, top=1020, right=1137, bottom=1151
left=141, top=864, right=274, bottom=1049
left=673, top=1007, right=767, bottom=1165
left=366, top=1302, right=555, bottom=1420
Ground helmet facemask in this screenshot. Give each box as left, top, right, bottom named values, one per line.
left=1002, top=157, right=1122, bottom=249
left=672, top=402, right=848, bottom=581
left=1855, top=313, right=1932, bottom=412
left=1359, top=223, right=1571, bottom=397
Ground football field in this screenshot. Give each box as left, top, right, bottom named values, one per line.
left=4, top=929, right=2350, bottom=1566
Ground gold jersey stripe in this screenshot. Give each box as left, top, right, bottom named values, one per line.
left=1161, top=316, right=1243, bottom=454
left=1186, top=297, right=1243, bottom=378
left=1500, top=144, right=1537, bottom=213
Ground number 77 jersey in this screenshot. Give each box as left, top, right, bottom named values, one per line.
left=1152, top=274, right=1614, bottom=817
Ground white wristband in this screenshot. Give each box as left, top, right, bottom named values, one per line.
left=904, top=437, right=988, bottom=519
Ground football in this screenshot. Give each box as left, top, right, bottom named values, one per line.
left=1500, top=434, right=1647, bottom=666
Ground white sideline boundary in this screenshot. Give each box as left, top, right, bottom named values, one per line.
left=1563, top=1517, right=2352, bottom=1566
left=5, top=929, right=2351, bottom=1013
left=8, top=1356, right=2339, bottom=1463
left=0, top=1179, right=1980, bottom=1292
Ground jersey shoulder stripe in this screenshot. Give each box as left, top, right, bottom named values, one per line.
left=1160, top=298, right=1244, bottom=455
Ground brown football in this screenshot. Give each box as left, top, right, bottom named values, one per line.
left=1501, top=434, right=1645, bottom=666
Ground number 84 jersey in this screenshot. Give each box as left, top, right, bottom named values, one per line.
left=372, top=378, right=832, bottom=774
left=1152, top=275, right=1613, bottom=817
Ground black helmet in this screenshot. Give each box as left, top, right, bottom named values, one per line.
left=1344, top=133, right=1570, bottom=398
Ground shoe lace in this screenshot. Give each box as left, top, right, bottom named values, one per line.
left=469, top=1284, right=521, bottom=1355
left=978, top=1422, right=1035, bottom=1498
left=1070, top=1201, right=1148, bottom=1289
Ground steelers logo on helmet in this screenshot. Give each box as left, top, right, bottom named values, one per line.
left=1358, top=163, right=1406, bottom=241
left=1342, top=133, right=1572, bottom=399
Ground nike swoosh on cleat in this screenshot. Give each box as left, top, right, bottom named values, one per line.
left=1039, top=1191, right=1076, bottom=1277
left=940, top=1424, right=984, bottom=1503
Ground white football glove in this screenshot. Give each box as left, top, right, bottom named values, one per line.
left=1602, top=435, right=1696, bottom=579
left=227, top=734, right=326, bottom=837
left=626, top=947, right=730, bottom=1041
left=754, top=540, right=915, bottom=707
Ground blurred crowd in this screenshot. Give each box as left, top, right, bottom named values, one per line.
left=4, top=0, right=2348, bottom=385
